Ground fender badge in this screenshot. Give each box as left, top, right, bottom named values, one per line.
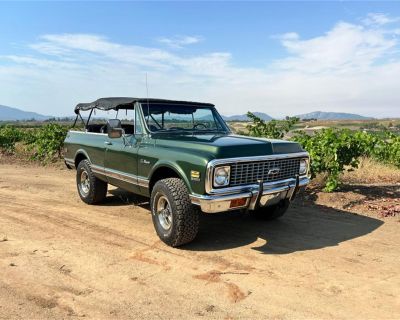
left=140, top=159, right=151, bottom=165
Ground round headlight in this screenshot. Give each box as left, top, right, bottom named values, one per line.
left=299, top=159, right=308, bottom=175
left=214, top=166, right=230, bottom=187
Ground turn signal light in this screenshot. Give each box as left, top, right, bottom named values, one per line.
left=230, top=198, right=247, bottom=208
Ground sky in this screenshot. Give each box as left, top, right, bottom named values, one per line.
left=0, top=1, right=400, bottom=118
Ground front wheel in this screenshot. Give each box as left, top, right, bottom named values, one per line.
left=252, top=199, right=290, bottom=220
left=150, top=178, right=199, bottom=247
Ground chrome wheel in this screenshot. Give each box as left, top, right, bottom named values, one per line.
left=155, top=194, right=172, bottom=230
left=80, top=170, right=90, bottom=194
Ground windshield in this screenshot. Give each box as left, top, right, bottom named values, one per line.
left=141, top=103, right=229, bottom=133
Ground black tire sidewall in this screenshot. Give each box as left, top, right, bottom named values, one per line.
left=150, top=178, right=199, bottom=247
left=151, top=186, right=175, bottom=240
left=76, top=160, right=100, bottom=204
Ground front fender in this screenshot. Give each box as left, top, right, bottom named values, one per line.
left=149, top=160, right=193, bottom=193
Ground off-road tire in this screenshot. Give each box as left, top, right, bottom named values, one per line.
left=76, top=159, right=107, bottom=204
left=252, top=199, right=290, bottom=220
left=150, top=178, right=199, bottom=247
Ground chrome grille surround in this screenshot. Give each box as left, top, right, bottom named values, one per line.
left=229, top=158, right=301, bottom=187
left=205, top=152, right=309, bottom=194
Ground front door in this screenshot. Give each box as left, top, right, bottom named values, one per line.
left=103, top=108, right=142, bottom=193
left=104, top=134, right=141, bottom=194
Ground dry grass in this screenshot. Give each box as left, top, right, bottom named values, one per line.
left=341, top=158, right=400, bottom=185
left=308, top=158, right=400, bottom=189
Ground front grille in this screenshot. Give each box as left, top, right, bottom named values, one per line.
left=229, top=158, right=301, bottom=187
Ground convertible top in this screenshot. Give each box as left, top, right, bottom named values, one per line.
left=74, top=97, right=214, bottom=114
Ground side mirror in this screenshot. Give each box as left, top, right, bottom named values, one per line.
left=107, top=119, right=123, bottom=139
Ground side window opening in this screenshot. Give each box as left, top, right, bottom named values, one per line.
left=84, top=108, right=138, bottom=135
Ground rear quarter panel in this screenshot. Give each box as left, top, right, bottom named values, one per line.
left=64, top=131, right=106, bottom=167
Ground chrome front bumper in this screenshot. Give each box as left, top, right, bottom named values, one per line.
left=190, top=176, right=309, bottom=213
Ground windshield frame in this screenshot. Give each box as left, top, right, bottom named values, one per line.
left=139, top=102, right=230, bottom=134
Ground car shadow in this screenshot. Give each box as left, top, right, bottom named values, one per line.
left=184, top=203, right=383, bottom=253
left=102, top=188, right=150, bottom=209
left=100, top=188, right=384, bottom=254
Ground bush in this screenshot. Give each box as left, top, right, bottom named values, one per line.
left=371, top=132, right=400, bottom=168
left=245, top=112, right=400, bottom=192
left=27, top=124, right=68, bottom=161
left=292, top=129, right=373, bottom=191
left=0, top=125, right=25, bottom=153
left=246, top=112, right=299, bottom=139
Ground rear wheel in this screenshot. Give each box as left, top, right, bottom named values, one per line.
left=150, top=178, right=199, bottom=247
left=252, top=199, right=290, bottom=220
left=76, top=159, right=107, bottom=204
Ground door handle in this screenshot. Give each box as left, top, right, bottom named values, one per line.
left=104, top=141, right=112, bottom=145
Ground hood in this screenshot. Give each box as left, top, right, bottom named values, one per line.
left=153, top=133, right=304, bottom=159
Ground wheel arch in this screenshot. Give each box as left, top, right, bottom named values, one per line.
left=74, top=149, right=91, bottom=168
left=148, top=162, right=192, bottom=194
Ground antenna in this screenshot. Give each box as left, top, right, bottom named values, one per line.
left=145, top=73, right=150, bottom=123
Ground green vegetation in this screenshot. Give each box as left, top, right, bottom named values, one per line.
left=246, top=113, right=400, bottom=192
left=0, top=125, right=25, bottom=153
left=1, top=117, right=399, bottom=191
left=27, top=124, right=69, bottom=161
left=0, top=123, right=68, bottom=162
left=246, top=112, right=299, bottom=139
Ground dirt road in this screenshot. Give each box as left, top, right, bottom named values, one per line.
left=0, top=163, right=399, bottom=319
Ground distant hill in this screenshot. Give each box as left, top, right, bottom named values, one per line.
left=296, top=111, right=373, bottom=120
left=0, top=105, right=51, bottom=121
left=223, top=112, right=273, bottom=121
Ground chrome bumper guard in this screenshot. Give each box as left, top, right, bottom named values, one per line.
left=190, top=176, right=309, bottom=213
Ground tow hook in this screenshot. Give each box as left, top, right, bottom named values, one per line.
left=254, top=179, right=264, bottom=210
left=290, top=174, right=300, bottom=201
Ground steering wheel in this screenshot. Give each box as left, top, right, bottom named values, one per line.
left=193, top=123, right=207, bottom=130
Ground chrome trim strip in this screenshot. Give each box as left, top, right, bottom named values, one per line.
left=90, top=164, right=149, bottom=188
left=64, top=157, right=75, bottom=167
left=91, top=164, right=105, bottom=175
left=205, top=152, right=310, bottom=194
left=69, top=130, right=108, bottom=136
left=137, top=177, right=150, bottom=188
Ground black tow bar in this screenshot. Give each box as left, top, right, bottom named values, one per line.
left=290, top=174, right=300, bottom=201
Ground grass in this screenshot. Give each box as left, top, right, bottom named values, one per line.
left=341, top=158, right=400, bottom=185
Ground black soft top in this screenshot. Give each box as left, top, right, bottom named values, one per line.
left=74, top=97, right=214, bottom=114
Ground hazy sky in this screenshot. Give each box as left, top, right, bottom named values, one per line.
left=1, top=2, right=400, bottom=118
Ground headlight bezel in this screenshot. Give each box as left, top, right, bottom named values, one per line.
left=213, top=165, right=231, bottom=187
left=299, top=158, right=309, bottom=175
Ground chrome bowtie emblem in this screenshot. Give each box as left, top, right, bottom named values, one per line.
left=268, top=168, right=280, bottom=175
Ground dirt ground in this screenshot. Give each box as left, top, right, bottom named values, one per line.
left=0, top=163, right=399, bottom=319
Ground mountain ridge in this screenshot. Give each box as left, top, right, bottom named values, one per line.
left=295, top=111, right=373, bottom=120
left=222, top=112, right=273, bottom=121
left=0, top=104, right=375, bottom=122
left=0, top=105, right=51, bottom=121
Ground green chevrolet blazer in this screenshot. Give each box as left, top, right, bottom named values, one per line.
left=64, top=97, right=310, bottom=247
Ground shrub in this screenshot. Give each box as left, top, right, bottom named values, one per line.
left=0, top=125, right=25, bottom=153
left=371, top=132, right=400, bottom=168
left=246, top=112, right=299, bottom=139
left=291, top=129, right=374, bottom=191
left=27, top=124, right=68, bottom=161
